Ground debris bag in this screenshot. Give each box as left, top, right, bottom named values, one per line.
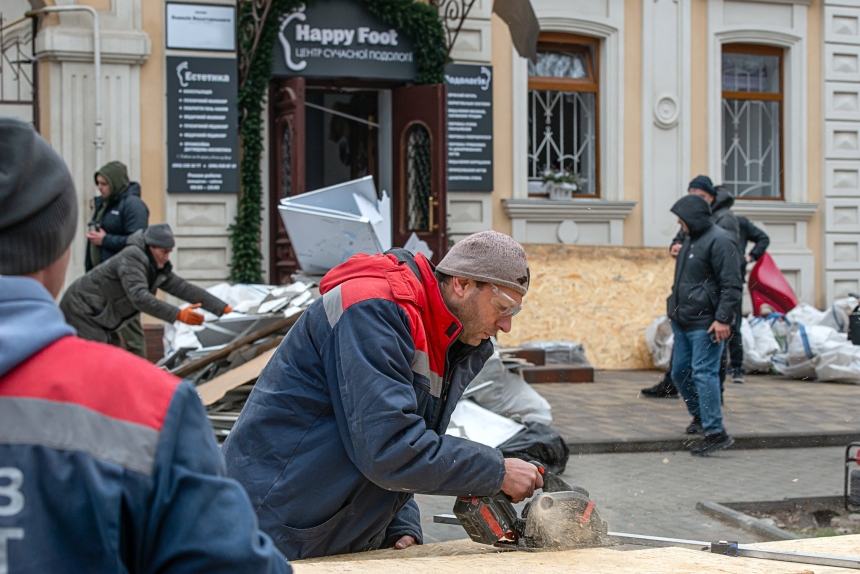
left=740, top=317, right=772, bottom=373
left=445, top=400, right=525, bottom=448
left=466, top=351, right=552, bottom=426
left=497, top=422, right=570, bottom=475
left=772, top=324, right=847, bottom=380
left=521, top=341, right=590, bottom=366
left=815, top=341, right=860, bottom=383
left=645, top=315, right=674, bottom=371
left=787, top=302, right=851, bottom=333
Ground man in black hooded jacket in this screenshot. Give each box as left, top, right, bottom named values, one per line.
left=667, top=195, right=743, bottom=456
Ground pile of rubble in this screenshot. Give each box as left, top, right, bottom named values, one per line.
left=158, top=280, right=318, bottom=440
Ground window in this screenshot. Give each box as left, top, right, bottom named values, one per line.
left=721, top=44, right=784, bottom=199
left=527, top=33, right=599, bottom=197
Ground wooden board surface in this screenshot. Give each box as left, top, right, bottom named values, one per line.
left=293, top=535, right=860, bottom=573
left=497, top=245, right=674, bottom=370
left=195, top=348, right=277, bottom=406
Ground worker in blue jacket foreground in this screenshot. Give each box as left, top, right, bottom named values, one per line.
left=223, top=232, right=544, bottom=560
left=0, top=116, right=289, bottom=573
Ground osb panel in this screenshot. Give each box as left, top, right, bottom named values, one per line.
left=497, top=245, right=674, bottom=370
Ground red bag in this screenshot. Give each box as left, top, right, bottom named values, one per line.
left=748, top=252, right=799, bottom=315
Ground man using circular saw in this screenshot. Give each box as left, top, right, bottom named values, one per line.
left=223, top=231, right=545, bottom=560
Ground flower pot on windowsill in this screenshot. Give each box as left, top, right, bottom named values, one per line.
left=543, top=182, right=578, bottom=200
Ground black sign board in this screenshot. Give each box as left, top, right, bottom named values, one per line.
left=445, top=64, right=494, bottom=191
left=167, top=56, right=239, bottom=193
left=271, top=0, right=415, bottom=81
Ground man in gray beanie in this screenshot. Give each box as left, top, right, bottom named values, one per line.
left=0, top=116, right=290, bottom=572
left=223, top=231, right=552, bottom=560
left=60, top=222, right=232, bottom=354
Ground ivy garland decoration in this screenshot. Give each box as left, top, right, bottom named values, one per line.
left=229, top=0, right=447, bottom=283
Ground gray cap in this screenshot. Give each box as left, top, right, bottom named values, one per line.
left=436, top=230, right=530, bottom=296
left=144, top=223, right=175, bottom=248
left=0, top=116, right=78, bottom=275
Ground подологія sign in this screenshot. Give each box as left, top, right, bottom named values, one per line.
left=445, top=64, right=494, bottom=192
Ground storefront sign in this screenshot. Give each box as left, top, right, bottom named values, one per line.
left=166, top=3, right=236, bottom=51
left=271, top=0, right=415, bottom=81
left=166, top=56, right=239, bottom=193
left=445, top=64, right=494, bottom=192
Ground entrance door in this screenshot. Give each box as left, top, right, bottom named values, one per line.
left=269, top=77, right=306, bottom=285
left=392, top=84, right=448, bottom=263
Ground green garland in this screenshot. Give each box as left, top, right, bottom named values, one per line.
left=229, top=0, right=447, bottom=283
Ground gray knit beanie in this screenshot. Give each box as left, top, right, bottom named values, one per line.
left=143, top=223, right=175, bottom=248
left=436, top=230, right=530, bottom=295
left=0, top=116, right=78, bottom=275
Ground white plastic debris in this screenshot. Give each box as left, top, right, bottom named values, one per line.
left=464, top=351, right=552, bottom=426
left=403, top=232, right=434, bottom=261
left=645, top=315, right=674, bottom=371
left=278, top=176, right=392, bottom=274
left=445, top=400, right=525, bottom=448
left=521, top=341, right=590, bottom=366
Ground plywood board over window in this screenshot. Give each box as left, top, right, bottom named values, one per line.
left=527, top=33, right=600, bottom=198
left=721, top=44, right=785, bottom=200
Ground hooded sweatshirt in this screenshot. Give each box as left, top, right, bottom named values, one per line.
left=670, top=186, right=740, bottom=248
left=87, top=161, right=149, bottom=270
left=222, top=249, right=506, bottom=561
left=667, top=195, right=743, bottom=331
left=0, top=276, right=289, bottom=573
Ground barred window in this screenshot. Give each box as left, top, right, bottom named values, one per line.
left=527, top=33, right=599, bottom=197
left=721, top=44, right=784, bottom=199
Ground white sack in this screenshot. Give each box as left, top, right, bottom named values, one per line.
left=741, top=317, right=773, bottom=373
left=445, top=400, right=525, bottom=447
left=645, top=315, right=674, bottom=371
left=787, top=302, right=850, bottom=333
left=465, top=351, right=553, bottom=426
left=772, top=324, right=848, bottom=380
left=816, top=342, right=860, bottom=383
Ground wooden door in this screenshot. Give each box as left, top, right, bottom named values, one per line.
left=269, top=77, right=306, bottom=285
left=392, top=84, right=448, bottom=263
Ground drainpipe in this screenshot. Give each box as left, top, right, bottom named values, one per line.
left=26, top=6, right=103, bottom=169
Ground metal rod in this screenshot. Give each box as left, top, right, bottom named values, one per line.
left=26, top=6, right=102, bottom=169
left=304, top=101, right=379, bottom=128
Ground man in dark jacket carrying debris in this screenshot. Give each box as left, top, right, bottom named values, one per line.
left=0, top=115, right=289, bottom=573
left=667, top=195, right=743, bottom=456
left=223, top=232, right=545, bottom=560
left=61, top=223, right=232, bottom=347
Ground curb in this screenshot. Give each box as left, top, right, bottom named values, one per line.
left=696, top=500, right=800, bottom=541
left=566, top=431, right=860, bottom=455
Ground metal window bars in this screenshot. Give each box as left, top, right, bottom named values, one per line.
left=405, top=124, right=433, bottom=231
left=0, top=12, right=38, bottom=129
left=722, top=98, right=781, bottom=198
left=527, top=89, right=596, bottom=195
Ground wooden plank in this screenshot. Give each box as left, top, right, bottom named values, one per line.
left=510, top=349, right=545, bottom=366
left=171, top=312, right=302, bottom=378
left=521, top=365, right=594, bottom=383
left=292, top=535, right=860, bottom=573
left=196, top=347, right=277, bottom=406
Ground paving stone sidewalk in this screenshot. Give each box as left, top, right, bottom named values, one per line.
left=533, top=371, right=860, bottom=453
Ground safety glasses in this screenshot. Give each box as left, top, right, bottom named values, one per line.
left=489, top=284, right=523, bottom=317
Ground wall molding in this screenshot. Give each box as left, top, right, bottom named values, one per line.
left=504, top=198, right=637, bottom=220
left=732, top=201, right=819, bottom=222
left=36, top=27, right=152, bottom=66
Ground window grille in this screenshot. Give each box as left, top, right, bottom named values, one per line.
left=527, top=34, right=599, bottom=197
left=405, top=124, right=432, bottom=231
left=721, top=45, right=784, bottom=199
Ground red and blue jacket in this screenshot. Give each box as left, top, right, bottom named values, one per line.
left=222, top=249, right=506, bottom=560
left=0, top=276, right=289, bottom=573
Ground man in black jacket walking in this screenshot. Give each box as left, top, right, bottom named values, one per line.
left=668, top=195, right=743, bottom=456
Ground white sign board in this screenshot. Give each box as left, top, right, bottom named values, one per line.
left=166, top=3, right=236, bottom=51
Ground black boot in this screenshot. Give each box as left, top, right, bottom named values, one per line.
left=640, top=373, right=678, bottom=398
left=690, top=431, right=735, bottom=457
left=685, top=416, right=703, bottom=435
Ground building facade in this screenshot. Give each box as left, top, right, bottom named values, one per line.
left=5, top=0, right=856, bottom=309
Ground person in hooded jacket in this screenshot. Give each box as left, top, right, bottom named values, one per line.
left=0, top=115, right=289, bottom=574
left=641, top=175, right=741, bottom=399
left=667, top=194, right=743, bottom=456
left=60, top=223, right=232, bottom=346
left=222, top=232, right=546, bottom=560
left=86, top=161, right=150, bottom=356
